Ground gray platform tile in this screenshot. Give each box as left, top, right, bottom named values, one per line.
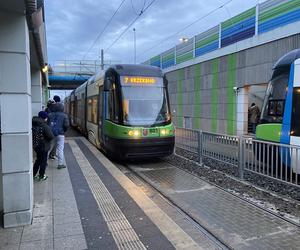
left=33, top=187, right=52, bottom=196
left=21, top=226, right=53, bottom=242
left=138, top=235, right=176, bottom=250
left=53, top=188, right=74, bottom=197
left=33, top=202, right=53, bottom=217
left=21, top=216, right=53, bottom=242
left=54, top=213, right=81, bottom=226
left=0, top=244, right=19, bottom=250
left=34, top=194, right=53, bottom=203
left=54, top=221, right=84, bottom=238
left=52, top=196, right=76, bottom=204
left=54, top=234, right=87, bottom=250
left=53, top=185, right=74, bottom=193
left=53, top=207, right=79, bottom=217
left=0, top=227, right=22, bottom=247
left=53, top=199, right=78, bottom=212
left=53, top=199, right=77, bottom=209
left=30, top=215, right=53, bottom=227
left=53, top=195, right=76, bottom=203
left=20, top=239, right=53, bottom=250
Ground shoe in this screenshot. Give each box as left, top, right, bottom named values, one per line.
left=49, top=155, right=56, bottom=160
left=39, top=175, right=48, bottom=181
left=57, top=165, right=66, bottom=169
left=33, top=176, right=39, bottom=181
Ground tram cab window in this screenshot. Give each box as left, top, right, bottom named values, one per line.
left=108, top=83, right=119, bottom=122
left=291, top=88, right=300, bottom=137
left=121, top=86, right=170, bottom=126
left=261, top=74, right=288, bottom=123
left=267, top=100, right=284, bottom=116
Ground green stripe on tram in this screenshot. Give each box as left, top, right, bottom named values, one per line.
left=256, top=124, right=282, bottom=143
left=103, top=120, right=175, bottom=139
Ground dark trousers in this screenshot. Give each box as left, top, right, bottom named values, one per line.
left=33, top=150, right=48, bottom=177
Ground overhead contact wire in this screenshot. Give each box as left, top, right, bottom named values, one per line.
left=82, top=0, right=127, bottom=60
left=105, top=0, right=157, bottom=53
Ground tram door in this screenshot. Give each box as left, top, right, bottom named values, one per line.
left=98, top=86, right=103, bottom=145
left=290, top=59, right=300, bottom=174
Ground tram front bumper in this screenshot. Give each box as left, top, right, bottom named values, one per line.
left=105, top=136, right=175, bottom=159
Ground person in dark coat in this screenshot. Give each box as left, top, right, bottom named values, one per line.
left=48, top=102, right=69, bottom=169
left=249, top=103, right=260, bottom=133
left=53, top=95, right=61, bottom=103
left=32, top=111, right=54, bottom=181
left=48, top=95, right=64, bottom=159
left=45, top=99, right=55, bottom=113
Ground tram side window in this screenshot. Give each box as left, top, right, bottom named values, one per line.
left=291, top=88, right=300, bottom=136
left=91, top=97, right=98, bottom=124
left=99, top=87, right=103, bottom=123
left=87, top=98, right=92, bottom=122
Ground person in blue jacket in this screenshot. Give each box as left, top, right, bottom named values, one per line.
left=48, top=99, right=69, bottom=169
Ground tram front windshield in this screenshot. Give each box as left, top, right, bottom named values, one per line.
left=121, top=86, right=170, bottom=126
left=261, top=73, right=289, bottom=123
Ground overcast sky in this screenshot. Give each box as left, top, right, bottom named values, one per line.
left=45, top=0, right=267, bottom=67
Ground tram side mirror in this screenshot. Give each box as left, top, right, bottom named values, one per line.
left=104, top=78, right=112, bottom=91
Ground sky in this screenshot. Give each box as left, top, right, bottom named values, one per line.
left=45, top=0, right=268, bottom=68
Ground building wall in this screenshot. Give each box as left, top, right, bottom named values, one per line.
left=0, top=9, right=33, bottom=228
left=167, top=33, right=300, bottom=135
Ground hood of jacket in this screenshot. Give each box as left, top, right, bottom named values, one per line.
left=32, top=116, right=46, bottom=126
left=51, top=102, right=64, bottom=112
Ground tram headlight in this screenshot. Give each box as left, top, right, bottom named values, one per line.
left=128, top=130, right=140, bottom=136
left=160, top=129, right=169, bottom=135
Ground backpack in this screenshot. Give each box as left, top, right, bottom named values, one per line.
left=49, top=114, right=60, bottom=136
left=32, top=126, right=45, bottom=150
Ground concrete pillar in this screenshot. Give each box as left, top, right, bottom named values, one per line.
left=0, top=10, right=33, bottom=227
left=236, top=87, right=249, bottom=136
left=31, top=70, right=43, bottom=116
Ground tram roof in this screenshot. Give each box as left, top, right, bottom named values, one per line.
left=273, top=49, right=300, bottom=70
left=108, top=64, right=163, bottom=77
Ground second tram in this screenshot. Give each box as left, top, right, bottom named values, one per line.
left=256, top=49, right=300, bottom=174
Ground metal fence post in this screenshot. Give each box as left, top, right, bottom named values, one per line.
left=238, top=136, right=244, bottom=179
left=198, top=130, right=203, bottom=166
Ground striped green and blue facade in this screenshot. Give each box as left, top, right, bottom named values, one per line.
left=144, top=0, right=300, bottom=135
left=259, top=0, right=300, bottom=34
left=145, top=0, right=300, bottom=69
left=167, top=53, right=238, bottom=135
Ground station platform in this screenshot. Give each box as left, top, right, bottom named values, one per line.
left=0, top=137, right=208, bottom=250
left=0, top=136, right=299, bottom=250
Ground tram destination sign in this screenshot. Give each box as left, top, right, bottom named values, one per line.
left=121, top=76, right=163, bottom=86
